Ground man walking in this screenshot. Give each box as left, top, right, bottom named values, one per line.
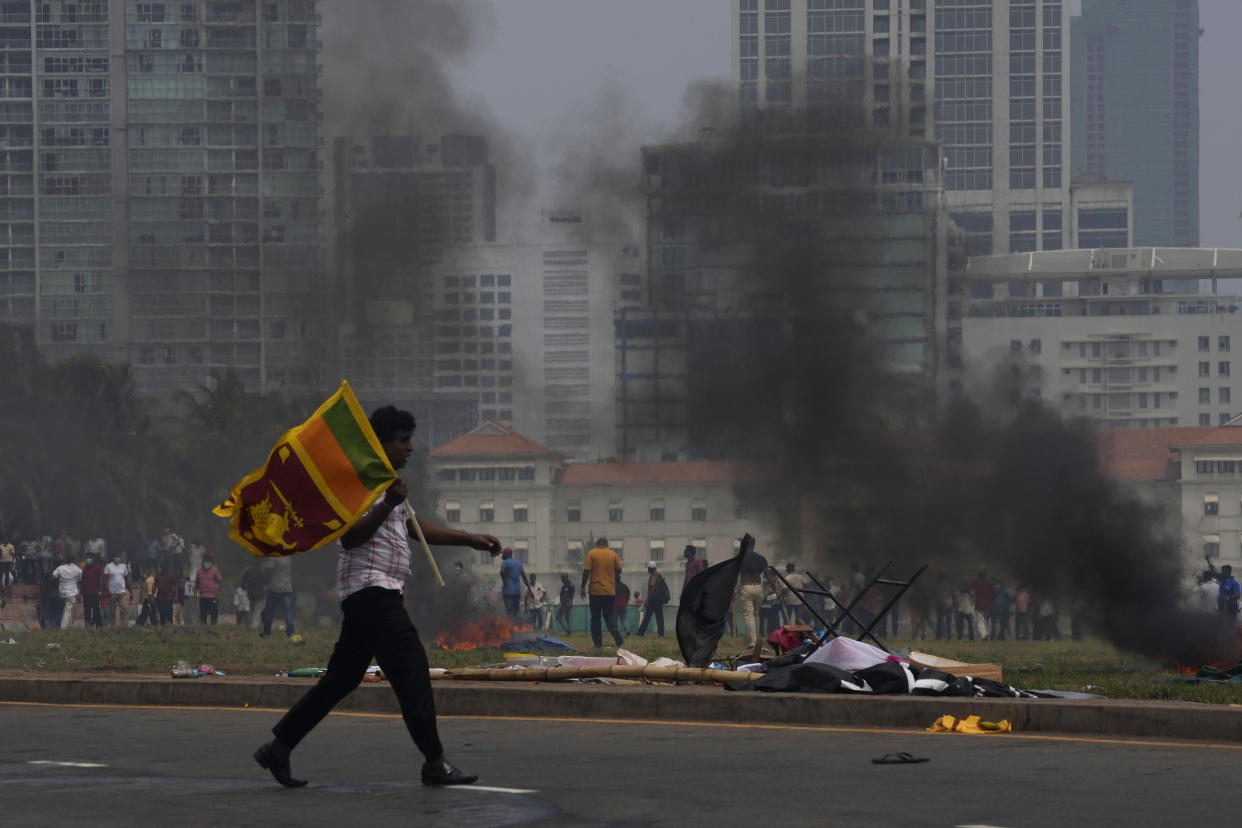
left=81, top=555, right=105, bottom=627
left=242, top=560, right=266, bottom=628
left=194, top=555, right=223, bottom=625
left=556, top=573, right=574, bottom=634
left=499, top=548, right=526, bottom=622
left=683, top=544, right=705, bottom=584
left=737, top=537, right=770, bottom=657
left=260, top=556, right=296, bottom=638
left=52, top=557, right=82, bottom=629
left=154, top=561, right=180, bottom=626
left=579, top=538, right=623, bottom=648
left=254, top=405, right=500, bottom=788
left=526, top=574, right=548, bottom=629
left=636, top=561, right=670, bottom=637
left=104, top=554, right=130, bottom=628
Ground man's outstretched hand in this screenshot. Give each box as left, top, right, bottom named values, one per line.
left=470, top=534, right=502, bottom=556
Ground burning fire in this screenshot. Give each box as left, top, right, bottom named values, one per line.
left=434, top=614, right=532, bottom=651
left=1164, top=627, right=1242, bottom=676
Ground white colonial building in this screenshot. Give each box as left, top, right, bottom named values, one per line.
left=430, top=422, right=781, bottom=600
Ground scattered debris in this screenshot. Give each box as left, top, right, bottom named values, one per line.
left=872, top=752, right=930, bottom=764
left=927, top=715, right=1012, bottom=734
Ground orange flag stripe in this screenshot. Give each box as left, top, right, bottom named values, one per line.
left=295, top=414, right=373, bottom=515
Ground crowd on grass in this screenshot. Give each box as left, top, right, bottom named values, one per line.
left=0, top=528, right=310, bottom=635
left=6, top=530, right=1240, bottom=645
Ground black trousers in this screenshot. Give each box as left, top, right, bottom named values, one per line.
left=83, top=594, right=102, bottom=627
left=637, top=602, right=665, bottom=636
left=199, top=597, right=218, bottom=625
left=588, top=594, right=622, bottom=647
left=272, top=587, right=444, bottom=761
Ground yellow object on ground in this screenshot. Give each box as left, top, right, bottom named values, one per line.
left=926, top=714, right=1013, bottom=734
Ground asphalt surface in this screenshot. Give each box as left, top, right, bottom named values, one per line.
left=0, top=702, right=1236, bottom=827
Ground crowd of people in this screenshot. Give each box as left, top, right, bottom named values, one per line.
left=0, top=528, right=303, bottom=636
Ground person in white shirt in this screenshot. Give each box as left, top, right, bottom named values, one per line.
left=52, top=559, right=83, bottom=629
left=527, top=574, right=549, bottom=629
left=103, top=555, right=130, bottom=627
left=254, top=405, right=501, bottom=790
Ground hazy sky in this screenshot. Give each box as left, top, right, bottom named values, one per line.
left=448, top=0, right=1241, bottom=248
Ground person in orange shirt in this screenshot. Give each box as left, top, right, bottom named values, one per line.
left=579, top=538, right=623, bottom=648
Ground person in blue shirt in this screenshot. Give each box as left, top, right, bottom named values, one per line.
left=1216, top=564, right=1240, bottom=619
left=499, top=548, right=527, bottom=622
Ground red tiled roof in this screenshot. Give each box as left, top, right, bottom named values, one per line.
left=431, top=422, right=560, bottom=458
left=558, top=461, right=775, bottom=486
left=1096, top=426, right=1242, bottom=481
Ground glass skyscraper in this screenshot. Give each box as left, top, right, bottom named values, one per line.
left=1071, top=0, right=1199, bottom=248
left=0, top=0, right=324, bottom=396
left=732, top=0, right=1082, bottom=257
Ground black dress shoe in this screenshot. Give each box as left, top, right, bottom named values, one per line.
left=253, top=743, right=307, bottom=788
left=421, top=756, right=478, bottom=786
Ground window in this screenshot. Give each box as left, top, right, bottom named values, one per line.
left=1201, top=414, right=1213, bottom=426
left=478, top=467, right=496, bottom=481
left=1196, top=460, right=1216, bottom=475
left=436, top=468, right=456, bottom=482
left=518, top=466, right=536, bottom=481
left=1204, top=535, right=1221, bottom=558
left=1222, top=388, right=1233, bottom=405
left=1205, top=495, right=1220, bottom=516
left=649, top=539, right=665, bottom=562
left=1200, top=362, right=1211, bottom=378
left=1222, top=336, right=1232, bottom=353
left=1010, top=339, right=1022, bottom=354
left=458, top=468, right=475, bottom=482
left=650, top=498, right=665, bottom=522
left=567, top=540, right=584, bottom=562
left=1199, top=336, right=1210, bottom=352
left=479, top=501, right=494, bottom=523
left=512, top=501, right=528, bottom=523
left=691, top=499, right=707, bottom=522
left=1221, top=362, right=1231, bottom=378
left=1201, top=388, right=1212, bottom=404
left=567, top=501, right=581, bottom=522
left=499, top=467, right=517, bottom=481
left=612, top=539, right=624, bottom=560
left=512, top=540, right=529, bottom=564
left=608, top=500, right=623, bottom=522
left=1218, top=461, right=1237, bottom=474
left=1030, top=338, right=1041, bottom=354
left=444, top=501, right=460, bottom=522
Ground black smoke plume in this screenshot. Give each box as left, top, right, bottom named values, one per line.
left=625, top=83, right=1231, bottom=666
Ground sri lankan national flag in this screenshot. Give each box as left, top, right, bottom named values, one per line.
left=213, top=380, right=396, bottom=557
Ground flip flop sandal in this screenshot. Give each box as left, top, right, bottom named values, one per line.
left=871, top=752, right=930, bottom=765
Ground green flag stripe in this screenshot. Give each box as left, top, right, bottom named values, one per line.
left=320, top=396, right=391, bottom=491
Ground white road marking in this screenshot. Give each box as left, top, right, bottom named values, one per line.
left=454, top=784, right=538, bottom=795
left=29, top=760, right=108, bottom=768
left=956, top=824, right=1011, bottom=828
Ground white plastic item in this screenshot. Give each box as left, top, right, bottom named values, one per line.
left=804, top=636, right=891, bottom=672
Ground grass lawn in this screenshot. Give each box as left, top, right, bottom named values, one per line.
left=0, top=624, right=1237, bottom=704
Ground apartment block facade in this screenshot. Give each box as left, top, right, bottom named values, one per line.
left=0, top=0, right=327, bottom=395
left=961, top=248, right=1242, bottom=429
left=732, top=0, right=1087, bottom=258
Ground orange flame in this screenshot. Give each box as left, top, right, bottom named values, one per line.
left=434, top=614, right=532, bottom=651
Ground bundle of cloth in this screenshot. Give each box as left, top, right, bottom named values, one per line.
left=724, top=637, right=1036, bottom=698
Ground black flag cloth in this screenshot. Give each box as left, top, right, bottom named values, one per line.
left=676, top=537, right=748, bottom=667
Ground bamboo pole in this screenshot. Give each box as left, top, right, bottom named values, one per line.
left=405, top=499, right=444, bottom=587
left=430, top=665, right=763, bottom=684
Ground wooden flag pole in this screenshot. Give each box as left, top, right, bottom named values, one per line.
left=405, top=499, right=445, bottom=587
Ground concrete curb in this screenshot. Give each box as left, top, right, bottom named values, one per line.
left=2, top=675, right=1242, bottom=743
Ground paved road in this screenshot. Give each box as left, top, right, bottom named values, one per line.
left=0, top=701, right=1234, bottom=826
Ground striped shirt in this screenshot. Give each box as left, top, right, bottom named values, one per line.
left=336, top=500, right=413, bottom=602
